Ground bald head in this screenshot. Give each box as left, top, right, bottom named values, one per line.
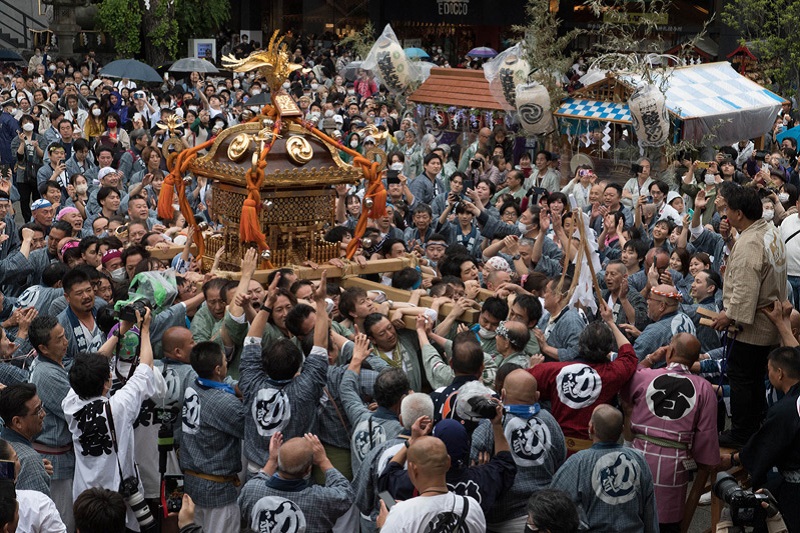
left=590, top=404, right=623, bottom=443
left=502, top=369, right=539, bottom=405
left=408, top=436, right=450, bottom=477
left=670, top=333, right=701, bottom=365
left=277, top=437, right=313, bottom=478
left=502, top=321, right=531, bottom=352
left=791, top=309, right=800, bottom=338
left=162, top=327, right=194, bottom=362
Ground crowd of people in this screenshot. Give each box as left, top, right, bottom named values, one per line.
left=0, top=29, right=798, bottom=533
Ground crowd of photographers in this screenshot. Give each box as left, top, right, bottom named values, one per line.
left=0, top=30, right=798, bottom=533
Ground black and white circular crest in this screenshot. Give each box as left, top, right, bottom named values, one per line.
left=645, top=373, right=697, bottom=421
left=251, top=496, right=306, bottom=533
left=352, top=419, right=387, bottom=461
left=518, top=103, right=544, bottom=125
left=670, top=314, right=696, bottom=336
left=505, top=416, right=551, bottom=467
left=556, top=364, right=602, bottom=409
left=182, top=387, right=200, bottom=435
left=592, top=452, right=640, bottom=505
left=251, top=388, right=290, bottom=437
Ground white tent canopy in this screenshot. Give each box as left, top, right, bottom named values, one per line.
left=562, top=62, right=785, bottom=145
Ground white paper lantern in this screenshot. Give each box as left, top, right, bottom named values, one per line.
left=483, top=43, right=529, bottom=112
left=374, top=37, right=411, bottom=93
left=515, top=83, right=555, bottom=135
left=628, top=84, right=670, bottom=147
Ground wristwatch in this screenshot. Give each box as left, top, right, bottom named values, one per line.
left=512, top=254, right=521, bottom=261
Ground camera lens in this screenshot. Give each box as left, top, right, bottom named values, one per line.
left=125, top=488, right=156, bottom=529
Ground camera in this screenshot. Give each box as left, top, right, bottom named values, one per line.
left=134, top=91, right=146, bottom=100
left=467, top=396, right=499, bottom=419
left=119, top=476, right=157, bottom=531
left=713, top=472, right=769, bottom=526
left=118, top=299, right=150, bottom=323
left=470, top=158, right=482, bottom=170
left=631, top=163, right=643, bottom=174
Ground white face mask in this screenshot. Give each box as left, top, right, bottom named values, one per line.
left=311, top=83, right=319, bottom=91
left=110, top=267, right=126, bottom=281
left=92, top=108, right=102, bottom=117
left=477, top=326, right=496, bottom=339
left=763, top=209, right=775, bottom=221
left=76, top=183, right=88, bottom=195
left=324, top=109, right=334, bottom=118
left=251, top=89, right=261, bottom=95
left=282, top=82, right=290, bottom=89
left=779, top=192, right=790, bottom=203
left=22, top=122, right=34, bottom=132
left=350, top=140, right=359, bottom=148
left=233, top=82, right=240, bottom=89
left=390, top=113, right=398, bottom=119
left=704, top=174, right=716, bottom=185
left=518, top=221, right=532, bottom=233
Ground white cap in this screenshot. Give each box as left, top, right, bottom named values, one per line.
left=97, top=167, right=116, bottom=180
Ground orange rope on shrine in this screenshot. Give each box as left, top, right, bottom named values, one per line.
left=157, top=137, right=216, bottom=258
left=300, top=122, right=386, bottom=259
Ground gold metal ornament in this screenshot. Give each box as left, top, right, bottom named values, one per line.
left=161, top=136, right=185, bottom=162
left=227, top=133, right=252, bottom=162
left=285, top=135, right=314, bottom=165
left=221, top=31, right=303, bottom=96
left=364, top=197, right=374, bottom=209
left=365, top=147, right=388, bottom=171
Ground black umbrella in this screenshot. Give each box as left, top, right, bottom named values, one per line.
left=0, top=49, right=24, bottom=62
left=244, top=92, right=271, bottom=107
left=99, top=59, right=163, bottom=83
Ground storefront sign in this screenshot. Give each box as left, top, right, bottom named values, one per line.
left=436, top=0, right=470, bottom=15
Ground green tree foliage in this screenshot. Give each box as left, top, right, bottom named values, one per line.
left=97, top=0, right=142, bottom=57
left=141, top=0, right=179, bottom=65
left=176, top=0, right=230, bottom=51
left=722, top=0, right=800, bottom=104
left=339, top=22, right=375, bottom=61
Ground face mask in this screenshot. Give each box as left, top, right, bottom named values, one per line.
left=324, top=109, right=334, bottom=118
left=76, top=183, right=88, bottom=194
left=390, top=113, right=398, bottom=119
left=22, top=122, right=34, bottom=132
left=518, top=221, right=531, bottom=233
left=309, top=112, right=320, bottom=122
left=779, top=192, right=790, bottom=203
left=477, top=326, right=496, bottom=339
left=233, top=82, right=240, bottom=89
left=67, top=68, right=74, bottom=74
left=763, top=209, right=774, bottom=221
left=390, top=162, right=404, bottom=171
left=350, top=140, right=359, bottom=148
left=110, top=267, right=126, bottom=282
left=704, top=174, right=716, bottom=185
left=251, top=89, right=261, bottom=95
left=311, top=83, right=319, bottom=90
left=107, top=121, right=117, bottom=128
left=48, top=65, right=56, bottom=71
left=92, top=108, right=102, bottom=117
left=282, top=82, right=290, bottom=89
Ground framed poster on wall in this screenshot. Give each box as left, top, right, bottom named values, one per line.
left=189, top=39, right=216, bottom=59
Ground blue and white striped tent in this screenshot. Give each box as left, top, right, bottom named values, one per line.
left=555, top=62, right=785, bottom=145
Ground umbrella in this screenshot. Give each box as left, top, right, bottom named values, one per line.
left=169, top=57, right=219, bottom=74
left=404, top=47, right=429, bottom=59
left=244, top=92, right=271, bottom=107
left=777, top=125, right=800, bottom=147
left=0, top=49, right=24, bottom=62
left=467, top=47, right=498, bottom=58
left=341, top=61, right=368, bottom=82
left=100, top=59, right=163, bottom=83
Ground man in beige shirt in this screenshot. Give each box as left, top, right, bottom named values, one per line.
left=712, top=185, right=787, bottom=448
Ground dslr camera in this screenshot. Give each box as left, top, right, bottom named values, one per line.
left=118, top=299, right=151, bottom=323
left=713, top=472, right=770, bottom=527
left=470, top=158, right=482, bottom=170
left=119, top=476, right=156, bottom=531
left=467, top=396, right=500, bottom=419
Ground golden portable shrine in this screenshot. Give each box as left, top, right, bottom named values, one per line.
left=157, top=31, right=386, bottom=271
left=190, top=117, right=362, bottom=270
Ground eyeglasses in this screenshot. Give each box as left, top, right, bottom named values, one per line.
left=27, top=403, right=45, bottom=417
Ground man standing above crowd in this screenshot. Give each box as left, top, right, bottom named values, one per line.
left=711, top=185, right=786, bottom=448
